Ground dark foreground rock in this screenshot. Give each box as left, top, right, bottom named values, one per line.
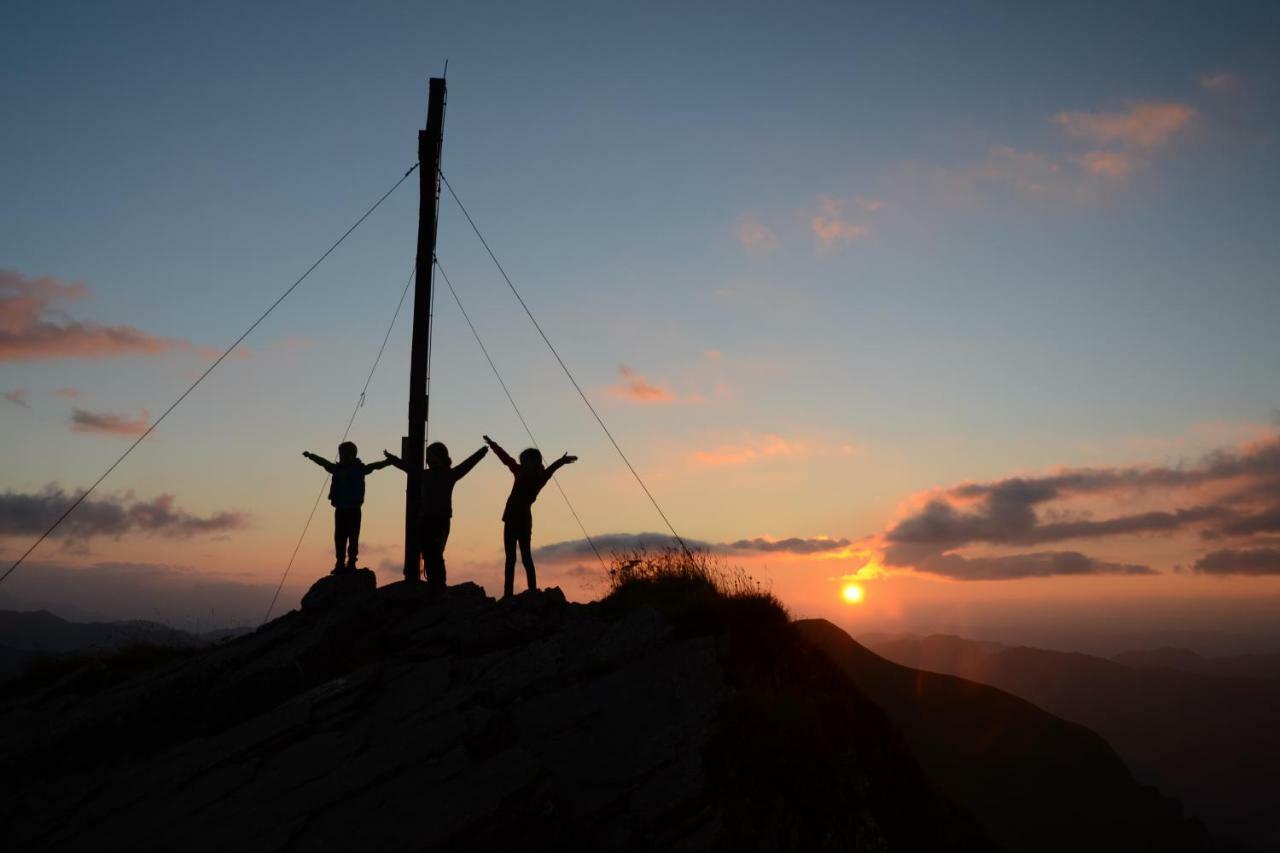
left=0, top=579, right=988, bottom=852
left=299, top=566, right=377, bottom=611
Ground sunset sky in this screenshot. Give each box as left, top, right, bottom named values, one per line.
left=3, top=2, right=1279, bottom=652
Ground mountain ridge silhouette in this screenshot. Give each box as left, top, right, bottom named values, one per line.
left=0, top=580, right=1236, bottom=852
left=862, top=631, right=1278, bottom=851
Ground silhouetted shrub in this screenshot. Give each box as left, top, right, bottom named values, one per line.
left=602, top=545, right=788, bottom=632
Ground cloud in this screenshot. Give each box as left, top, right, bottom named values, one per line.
left=885, top=496, right=1227, bottom=553
left=70, top=407, right=150, bottom=437
left=605, top=365, right=675, bottom=404
left=1074, top=150, right=1136, bottom=179
left=539, top=532, right=715, bottom=561
left=54, top=387, right=81, bottom=398
left=1199, top=71, right=1241, bottom=94
left=727, top=537, right=851, bottom=554
left=1209, top=505, right=1280, bottom=538
left=734, top=215, right=778, bottom=253
left=1053, top=102, right=1194, bottom=149
left=539, top=531, right=853, bottom=561
left=916, top=550, right=1155, bottom=581
left=0, top=269, right=189, bottom=361
left=879, top=434, right=1280, bottom=580
left=810, top=196, right=878, bottom=251
left=1194, top=548, right=1280, bottom=576
left=4, top=388, right=29, bottom=409
left=692, top=433, right=806, bottom=466
left=0, top=486, right=248, bottom=543
left=811, top=217, right=871, bottom=249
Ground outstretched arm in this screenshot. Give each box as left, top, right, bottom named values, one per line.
left=302, top=451, right=335, bottom=473
left=545, top=452, right=578, bottom=478
left=364, top=457, right=395, bottom=474
left=451, top=445, right=489, bottom=481
left=483, top=435, right=519, bottom=473
left=382, top=450, right=408, bottom=472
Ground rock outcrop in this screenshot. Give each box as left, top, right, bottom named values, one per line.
left=0, top=580, right=987, bottom=852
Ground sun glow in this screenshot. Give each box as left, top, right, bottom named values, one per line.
left=841, top=582, right=865, bottom=604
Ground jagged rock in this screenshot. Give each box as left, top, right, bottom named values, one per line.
left=299, top=567, right=377, bottom=611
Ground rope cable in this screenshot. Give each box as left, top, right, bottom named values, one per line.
left=0, top=162, right=420, bottom=588
left=435, top=260, right=605, bottom=568
left=439, top=172, right=693, bottom=560
left=262, top=261, right=417, bottom=623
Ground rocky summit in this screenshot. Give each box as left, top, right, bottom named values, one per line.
left=1, top=577, right=986, bottom=852
left=0, top=573, right=1227, bottom=853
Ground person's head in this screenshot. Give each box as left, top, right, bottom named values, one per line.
left=519, top=448, right=543, bottom=471
left=338, top=441, right=358, bottom=462
left=426, top=441, right=451, bottom=470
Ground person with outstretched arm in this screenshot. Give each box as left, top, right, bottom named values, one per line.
left=383, top=441, right=487, bottom=589
left=483, top=435, right=577, bottom=598
left=302, top=441, right=394, bottom=573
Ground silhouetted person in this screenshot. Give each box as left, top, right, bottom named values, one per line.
left=302, top=441, right=393, bottom=572
left=483, top=435, right=577, bottom=598
left=384, top=440, right=487, bottom=589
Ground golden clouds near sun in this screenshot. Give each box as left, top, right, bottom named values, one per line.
left=841, top=582, right=865, bottom=604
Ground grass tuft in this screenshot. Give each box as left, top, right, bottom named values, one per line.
left=602, top=546, right=788, bottom=633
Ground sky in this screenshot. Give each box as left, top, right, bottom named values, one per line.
left=2, top=1, right=1279, bottom=652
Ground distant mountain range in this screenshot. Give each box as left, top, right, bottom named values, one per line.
left=861, top=631, right=1280, bottom=852
left=0, top=609, right=251, bottom=679
left=1113, top=646, right=1280, bottom=680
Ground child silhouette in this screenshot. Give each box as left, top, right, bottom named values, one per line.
left=302, top=441, right=393, bottom=573
left=483, top=435, right=577, bottom=598
left=384, top=440, right=487, bottom=588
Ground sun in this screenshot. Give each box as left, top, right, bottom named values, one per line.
left=840, top=582, right=865, bottom=604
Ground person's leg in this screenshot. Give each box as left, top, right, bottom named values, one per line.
left=519, top=530, right=536, bottom=591
left=347, top=509, right=362, bottom=567
left=422, top=519, right=448, bottom=589
left=333, top=509, right=346, bottom=570
left=503, top=523, right=517, bottom=598
left=438, top=519, right=450, bottom=588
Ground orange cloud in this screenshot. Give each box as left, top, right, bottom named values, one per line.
left=734, top=214, right=778, bottom=253
left=1053, top=102, right=1194, bottom=149
left=1074, top=150, right=1136, bottom=179
left=810, top=217, right=871, bottom=249
left=692, top=433, right=806, bottom=466
left=811, top=195, right=883, bottom=250
left=70, top=407, right=150, bottom=437
left=606, top=366, right=675, bottom=404
left=4, top=388, right=30, bottom=409
left=1, top=270, right=189, bottom=361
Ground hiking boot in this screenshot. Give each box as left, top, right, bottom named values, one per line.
left=332, top=560, right=344, bottom=574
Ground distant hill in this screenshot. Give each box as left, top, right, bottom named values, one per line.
left=0, top=609, right=204, bottom=654
left=798, top=620, right=1222, bottom=853
left=1113, top=647, right=1280, bottom=680
left=862, top=632, right=1280, bottom=852
left=0, top=610, right=250, bottom=679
